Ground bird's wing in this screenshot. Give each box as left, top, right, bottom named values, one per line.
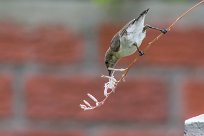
left=110, top=33, right=120, bottom=52
left=119, top=19, right=136, bottom=36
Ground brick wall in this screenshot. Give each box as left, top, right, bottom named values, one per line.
left=0, top=2, right=204, bottom=136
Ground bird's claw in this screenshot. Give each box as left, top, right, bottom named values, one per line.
left=139, top=51, right=144, bottom=56
left=161, top=29, right=168, bottom=34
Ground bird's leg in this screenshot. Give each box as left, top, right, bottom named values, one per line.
left=133, top=43, right=144, bottom=56
left=144, top=24, right=168, bottom=34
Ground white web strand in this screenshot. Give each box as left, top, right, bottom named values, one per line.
left=80, top=74, right=118, bottom=111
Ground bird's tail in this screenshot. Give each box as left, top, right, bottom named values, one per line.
left=135, top=8, right=149, bottom=21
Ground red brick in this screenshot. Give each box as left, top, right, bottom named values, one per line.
left=143, top=29, right=204, bottom=66
left=99, top=24, right=204, bottom=66
left=29, top=25, right=83, bottom=64
left=0, top=75, right=12, bottom=117
left=183, top=79, right=204, bottom=119
left=0, top=21, right=83, bottom=64
left=0, top=21, right=29, bottom=62
left=0, top=132, right=16, bottom=136
left=26, top=75, right=167, bottom=123
left=0, top=131, right=84, bottom=136
left=19, top=131, right=84, bottom=136
left=99, top=130, right=182, bottom=136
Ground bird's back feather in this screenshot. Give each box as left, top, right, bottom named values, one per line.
left=110, top=33, right=120, bottom=52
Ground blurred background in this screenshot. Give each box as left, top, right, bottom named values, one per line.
left=0, top=0, right=204, bottom=136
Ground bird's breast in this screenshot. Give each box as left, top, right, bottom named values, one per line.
left=118, top=42, right=137, bottom=57
left=118, top=31, right=146, bottom=57
left=131, top=31, right=146, bottom=46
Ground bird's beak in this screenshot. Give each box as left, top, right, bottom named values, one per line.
left=105, top=62, right=113, bottom=76
left=105, top=63, right=111, bottom=76
left=108, top=70, right=112, bottom=76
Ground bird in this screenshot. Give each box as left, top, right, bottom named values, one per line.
left=104, top=8, right=167, bottom=76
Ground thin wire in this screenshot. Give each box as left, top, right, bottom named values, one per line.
left=83, top=0, right=204, bottom=110
left=146, top=0, right=204, bottom=50
left=117, top=0, right=204, bottom=83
